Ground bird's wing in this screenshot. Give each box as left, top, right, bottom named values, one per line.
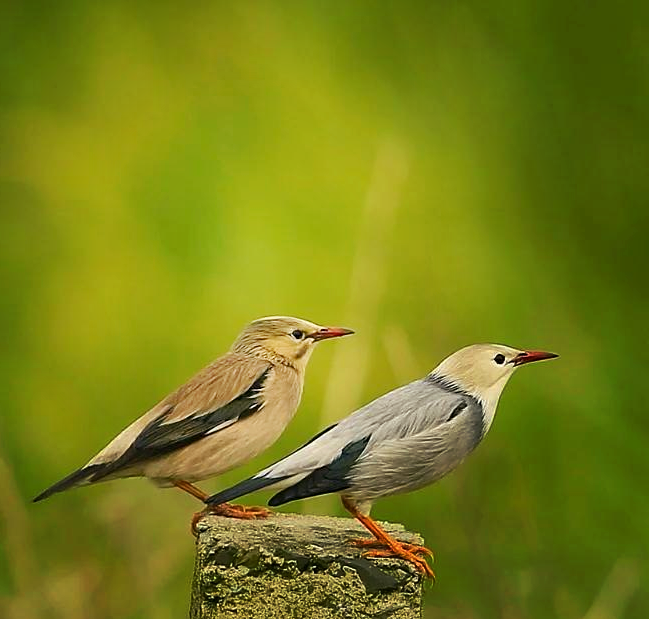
left=206, top=377, right=476, bottom=506
left=268, top=380, right=478, bottom=504
left=94, top=353, right=272, bottom=477
left=341, top=394, right=484, bottom=499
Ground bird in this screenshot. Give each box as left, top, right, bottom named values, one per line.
left=33, top=316, right=354, bottom=524
left=204, top=344, right=558, bottom=578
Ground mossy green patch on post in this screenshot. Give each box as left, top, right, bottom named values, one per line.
left=190, top=512, right=425, bottom=619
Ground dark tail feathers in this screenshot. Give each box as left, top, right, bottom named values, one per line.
left=205, top=474, right=287, bottom=505
left=33, top=464, right=102, bottom=503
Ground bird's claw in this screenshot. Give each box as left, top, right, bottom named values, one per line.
left=231, top=504, right=272, bottom=517
left=365, top=547, right=435, bottom=580
left=350, top=537, right=435, bottom=580
left=208, top=502, right=272, bottom=519
left=351, top=537, right=434, bottom=558
left=191, top=503, right=273, bottom=536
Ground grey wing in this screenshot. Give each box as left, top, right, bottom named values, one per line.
left=267, top=380, right=483, bottom=505
left=345, top=395, right=484, bottom=501
left=265, top=379, right=452, bottom=476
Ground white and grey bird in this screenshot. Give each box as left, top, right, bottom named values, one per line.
left=205, top=344, right=558, bottom=577
left=33, top=316, right=353, bottom=522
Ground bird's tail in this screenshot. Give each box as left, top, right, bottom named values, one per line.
left=205, top=473, right=289, bottom=506
left=32, top=464, right=102, bottom=503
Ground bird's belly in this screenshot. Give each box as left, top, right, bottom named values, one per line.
left=348, top=431, right=482, bottom=502
left=351, top=457, right=463, bottom=502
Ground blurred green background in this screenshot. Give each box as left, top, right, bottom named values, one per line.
left=2, top=2, right=648, bottom=618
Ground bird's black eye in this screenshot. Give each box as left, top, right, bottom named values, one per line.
left=291, top=329, right=305, bottom=340
left=494, top=354, right=506, bottom=365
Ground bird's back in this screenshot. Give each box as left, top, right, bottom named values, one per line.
left=258, top=376, right=486, bottom=505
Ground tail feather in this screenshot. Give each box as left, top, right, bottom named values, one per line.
left=33, top=464, right=103, bottom=503
left=205, top=474, right=288, bottom=506
left=269, top=435, right=371, bottom=506
left=268, top=476, right=348, bottom=507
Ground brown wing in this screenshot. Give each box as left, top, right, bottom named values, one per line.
left=93, top=353, right=272, bottom=478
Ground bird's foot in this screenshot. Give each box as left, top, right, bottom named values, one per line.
left=227, top=503, right=273, bottom=518
left=191, top=502, right=272, bottom=536
left=191, top=509, right=207, bottom=536
left=352, top=537, right=435, bottom=579
left=351, top=537, right=434, bottom=558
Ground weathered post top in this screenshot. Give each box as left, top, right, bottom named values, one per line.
left=191, top=511, right=426, bottom=619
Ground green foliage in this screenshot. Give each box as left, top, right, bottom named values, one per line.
left=1, top=2, right=647, bottom=618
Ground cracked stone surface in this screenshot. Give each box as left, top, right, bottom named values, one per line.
left=190, top=511, right=426, bottom=618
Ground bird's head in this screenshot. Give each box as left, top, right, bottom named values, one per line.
left=431, top=343, right=558, bottom=408
left=231, top=316, right=354, bottom=370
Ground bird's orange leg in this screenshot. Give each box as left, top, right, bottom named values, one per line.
left=174, top=480, right=210, bottom=501
left=173, top=481, right=272, bottom=535
left=342, top=497, right=435, bottom=579
left=173, top=480, right=271, bottom=515
left=190, top=503, right=272, bottom=536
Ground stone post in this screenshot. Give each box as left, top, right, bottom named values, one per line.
left=190, top=512, right=426, bottom=618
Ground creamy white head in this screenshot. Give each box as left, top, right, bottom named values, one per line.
left=430, top=344, right=558, bottom=431
left=231, top=316, right=354, bottom=371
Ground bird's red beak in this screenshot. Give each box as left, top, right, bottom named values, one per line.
left=512, top=350, right=559, bottom=366
left=309, top=326, right=355, bottom=341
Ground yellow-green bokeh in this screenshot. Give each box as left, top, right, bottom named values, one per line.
left=1, top=2, right=648, bottom=618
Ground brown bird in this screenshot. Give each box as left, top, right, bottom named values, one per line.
left=33, top=316, right=353, bottom=523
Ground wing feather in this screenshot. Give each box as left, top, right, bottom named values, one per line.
left=91, top=354, right=272, bottom=479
